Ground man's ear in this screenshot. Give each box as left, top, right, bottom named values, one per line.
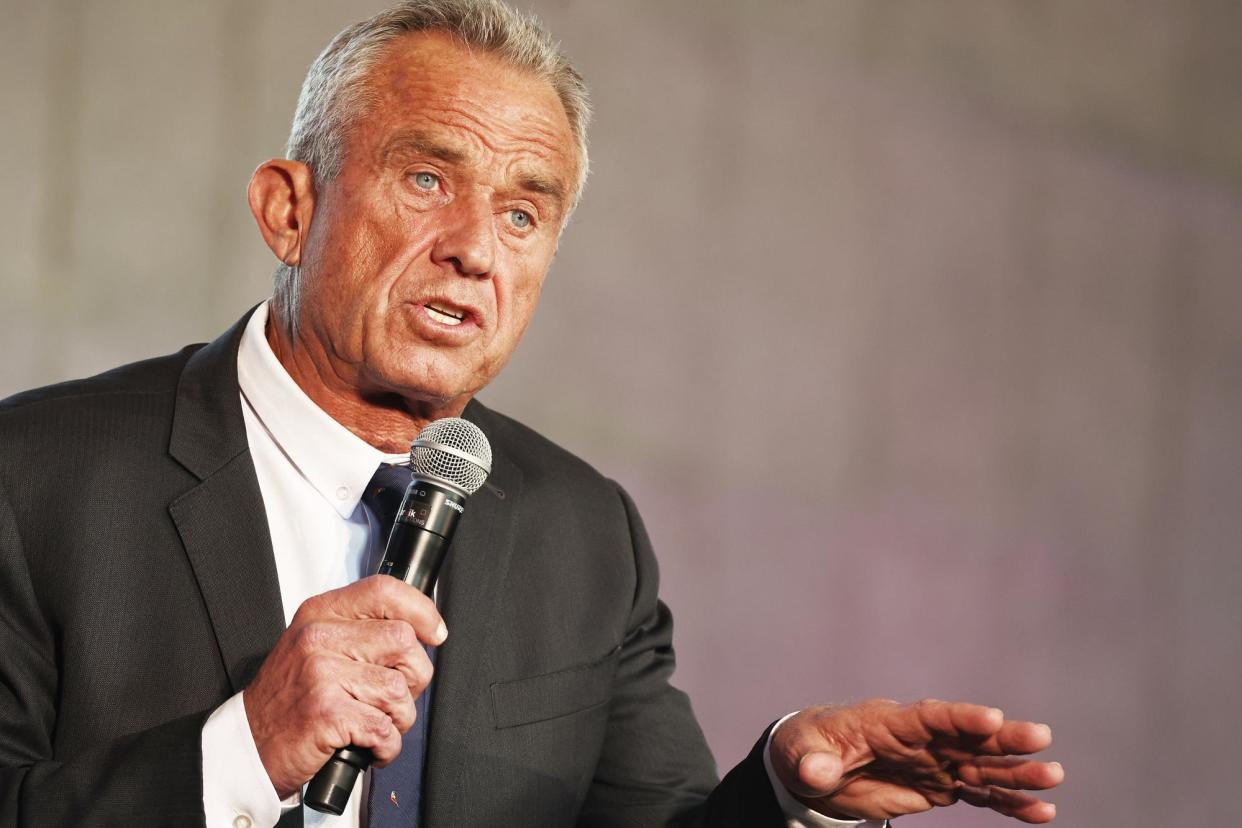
left=247, top=159, right=316, bottom=266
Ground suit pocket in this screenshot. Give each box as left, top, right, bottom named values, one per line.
left=490, top=645, right=621, bottom=729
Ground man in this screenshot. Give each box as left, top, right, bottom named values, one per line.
left=0, top=1, right=1062, bottom=826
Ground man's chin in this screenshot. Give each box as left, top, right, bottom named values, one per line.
left=369, top=369, right=480, bottom=414
left=363, top=346, right=497, bottom=412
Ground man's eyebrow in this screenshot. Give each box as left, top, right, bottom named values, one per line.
left=517, top=173, right=567, bottom=210
left=381, top=132, right=468, bottom=165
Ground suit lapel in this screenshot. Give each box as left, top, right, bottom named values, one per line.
left=167, top=311, right=286, bottom=693
left=423, top=404, right=523, bottom=826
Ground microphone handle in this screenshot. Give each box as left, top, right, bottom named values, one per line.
left=378, top=520, right=452, bottom=592
left=304, top=481, right=461, bottom=815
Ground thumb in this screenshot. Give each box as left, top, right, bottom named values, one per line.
left=790, top=750, right=845, bottom=798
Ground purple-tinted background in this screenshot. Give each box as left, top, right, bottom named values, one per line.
left=3, top=1, right=1240, bottom=823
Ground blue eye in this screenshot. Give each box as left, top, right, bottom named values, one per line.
left=413, top=172, right=438, bottom=190
left=509, top=209, right=532, bottom=228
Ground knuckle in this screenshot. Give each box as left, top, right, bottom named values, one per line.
left=297, top=622, right=328, bottom=653
left=364, top=709, right=392, bottom=739
left=354, top=575, right=385, bottom=602
left=412, top=651, right=434, bottom=685
left=372, top=728, right=401, bottom=763
left=396, top=702, right=417, bottom=732
left=388, top=620, right=417, bottom=650
left=371, top=574, right=401, bottom=600
left=387, top=699, right=414, bottom=733
left=382, top=670, right=408, bottom=701
left=305, top=653, right=338, bottom=685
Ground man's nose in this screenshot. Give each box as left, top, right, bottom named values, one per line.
left=431, top=194, right=495, bottom=277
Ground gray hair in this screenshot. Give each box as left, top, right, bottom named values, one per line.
left=274, top=0, right=591, bottom=320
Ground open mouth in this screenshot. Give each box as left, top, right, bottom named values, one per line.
left=424, top=301, right=466, bottom=326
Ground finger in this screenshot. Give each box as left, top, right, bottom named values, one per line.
left=337, top=662, right=418, bottom=733
left=301, top=576, right=447, bottom=645
left=993, top=720, right=1053, bottom=754
left=329, top=697, right=404, bottom=765
left=908, top=700, right=1005, bottom=741
left=957, top=784, right=1057, bottom=824
left=947, top=720, right=1053, bottom=758
left=292, top=619, right=434, bottom=689
left=956, top=757, right=1064, bottom=791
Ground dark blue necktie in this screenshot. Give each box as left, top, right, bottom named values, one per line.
left=363, top=464, right=434, bottom=828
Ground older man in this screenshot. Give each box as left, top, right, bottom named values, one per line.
left=0, top=1, right=1061, bottom=826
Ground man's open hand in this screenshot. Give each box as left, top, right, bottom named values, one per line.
left=769, top=699, right=1063, bottom=823
left=242, top=575, right=446, bottom=798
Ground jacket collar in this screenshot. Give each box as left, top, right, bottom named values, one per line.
left=169, top=309, right=255, bottom=481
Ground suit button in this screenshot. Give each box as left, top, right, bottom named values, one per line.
left=233, top=816, right=253, bottom=828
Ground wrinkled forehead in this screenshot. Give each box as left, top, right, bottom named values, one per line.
left=354, top=31, right=580, bottom=188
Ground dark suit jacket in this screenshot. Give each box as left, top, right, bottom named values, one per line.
left=0, top=313, right=784, bottom=827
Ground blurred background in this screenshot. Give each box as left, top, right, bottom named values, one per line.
left=3, top=0, right=1240, bottom=823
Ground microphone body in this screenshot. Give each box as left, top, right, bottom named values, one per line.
left=375, top=480, right=463, bottom=591
left=305, top=418, right=491, bottom=815
left=304, top=478, right=464, bottom=814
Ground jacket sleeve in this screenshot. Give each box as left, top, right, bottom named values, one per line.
left=0, top=480, right=210, bottom=827
left=574, top=484, right=785, bottom=828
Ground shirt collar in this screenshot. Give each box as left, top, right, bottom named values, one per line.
left=237, top=301, right=408, bottom=518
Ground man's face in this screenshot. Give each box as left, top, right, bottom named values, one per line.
left=293, top=31, right=578, bottom=409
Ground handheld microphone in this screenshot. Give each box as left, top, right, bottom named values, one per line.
left=305, top=417, right=492, bottom=815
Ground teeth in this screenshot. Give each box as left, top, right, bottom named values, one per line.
left=425, top=303, right=464, bottom=326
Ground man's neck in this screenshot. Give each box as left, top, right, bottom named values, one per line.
left=264, top=303, right=466, bottom=454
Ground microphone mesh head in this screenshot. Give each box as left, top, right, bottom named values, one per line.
left=410, top=417, right=492, bottom=495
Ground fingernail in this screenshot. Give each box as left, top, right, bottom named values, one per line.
left=434, top=622, right=448, bottom=644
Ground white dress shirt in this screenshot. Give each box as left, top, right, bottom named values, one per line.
left=200, top=301, right=879, bottom=828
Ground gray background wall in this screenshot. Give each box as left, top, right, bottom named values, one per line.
left=3, top=1, right=1240, bottom=823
